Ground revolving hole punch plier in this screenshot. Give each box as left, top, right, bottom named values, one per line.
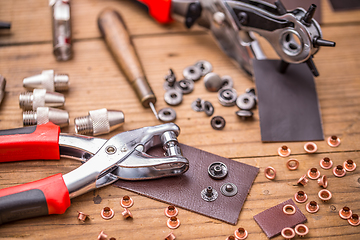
left=0, top=122, right=189, bottom=224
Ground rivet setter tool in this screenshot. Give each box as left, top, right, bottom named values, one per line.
left=0, top=122, right=189, bottom=224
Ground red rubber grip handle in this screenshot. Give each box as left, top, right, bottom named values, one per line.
left=0, top=122, right=60, bottom=162
left=137, top=0, right=172, bottom=23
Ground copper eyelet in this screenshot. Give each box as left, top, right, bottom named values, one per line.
left=339, top=206, right=352, bottom=219
left=343, top=159, right=357, bottom=172
left=98, top=231, right=108, bottom=240
left=286, top=159, right=299, bottom=170
left=167, top=216, right=180, bottom=229
left=294, top=224, right=309, bottom=237
left=101, top=207, right=115, bottom=220
left=327, top=135, right=340, bottom=147
left=297, top=175, right=309, bottom=186
left=77, top=211, right=89, bottom=222
left=226, top=236, right=236, bottom=240
left=278, top=145, right=291, bottom=157
left=281, top=227, right=295, bottom=239
left=318, top=189, right=332, bottom=202
left=348, top=214, right=360, bottom=226
left=264, top=166, right=276, bottom=180
left=320, top=157, right=333, bottom=169
left=165, top=232, right=176, bottom=240
left=294, top=191, right=308, bottom=203
left=333, top=165, right=346, bottom=177
left=120, top=195, right=134, bottom=208
left=317, top=175, right=328, bottom=188
left=165, top=205, right=179, bottom=218
left=307, top=167, right=321, bottom=180
left=234, top=227, right=248, bottom=240
left=304, top=142, right=317, bottom=153
left=283, top=204, right=296, bottom=215
left=306, top=201, right=319, bottom=213
left=122, top=208, right=133, bottom=219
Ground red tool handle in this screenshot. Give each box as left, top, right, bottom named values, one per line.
left=136, top=0, right=172, bottom=23
left=0, top=122, right=61, bottom=162
left=0, top=173, right=71, bottom=224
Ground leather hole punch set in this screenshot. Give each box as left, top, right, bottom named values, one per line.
left=0, top=0, right=359, bottom=239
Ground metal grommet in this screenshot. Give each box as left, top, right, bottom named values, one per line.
left=286, top=159, right=299, bottom=170
left=343, top=159, right=356, bottom=172
left=165, top=232, right=176, bottom=240
left=318, top=189, right=332, bottom=202
left=120, top=195, right=134, bottom=208
left=226, top=236, right=236, bottom=240
left=294, top=190, right=308, bottom=203
left=320, top=157, right=333, bottom=169
left=220, top=75, right=233, bottom=89
left=283, top=204, right=296, bottom=215
left=106, top=145, right=117, bottom=154
left=339, top=206, right=352, bottom=219
left=101, top=207, right=115, bottom=220
left=77, top=211, right=89, bottom=222
left=304, top=142, right=317, bottom=153
left=294, top=224, right=309, bottom=237
left=158, top=108, right=177, bottom=122
left=164, top=89, right=183, bottom=106
left=317, top=175, right=328, bottom=188
left=235, top=110, right=253, bottom=120
left=195, top=60, right=213, bottom=76
left=208, top=162, right=228, bottom=179
left=297, top=175, right=308, bottom=186
left=201, top=186, right=218, bottom=202
left=220, top=183, right=238, bottom=197
left=167, top=216, right=181, bottom=229
left=348, top=214, right=360, bottom=226
left=278, top=145, right=291, bottom=157
left=183, top=65, right=202, bottom=81
left=327, top=135, right=340, bottom=147
left=307, top=167, right=321, bottom=180
left=211, top=116, right=226, bottom=130
left=281, top=227, right=295, bottom=239
left=306, top=201, right=319, bottom=213
left=175, top=79, right=194, bottom=94
left=333, top=165, right=346, bottom=177
left=234, top=227, right=248, bottom=240
left=236, top=93, right=256, bottom=110
left=165, top=205, right=179, bottom=218
left=264, top=166, right=276, bottom=180
left=218, top=88, right=237, bottom=107
left=204, top=72, right=223, bottom=92
left=122, top=208, right=133, bottom=219
left=203, top=101, right=214, bottom=116
left=163, top=68, right=176, bottom=91
left=98, top=231, right=108, bottom=240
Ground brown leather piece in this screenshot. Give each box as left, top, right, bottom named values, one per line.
left=253, top=199, right=307, bottom=238
left=113, top=143, right=259, bottom=225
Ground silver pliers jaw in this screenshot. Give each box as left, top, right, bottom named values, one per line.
left=60, top=123, right=189, bottom=198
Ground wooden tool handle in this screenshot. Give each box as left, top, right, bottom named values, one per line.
left=98, top=9, right=156, bottom=108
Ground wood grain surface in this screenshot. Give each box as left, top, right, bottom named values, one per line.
left=0, top=0, right=359, bottom=239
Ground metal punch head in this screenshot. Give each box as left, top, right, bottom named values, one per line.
left=183, top=65, right=202, bottom=81
left=175, top=79, right=194, bottom=94
left=164, top=89, right=183, bottom=106
left=195, top=60, right=213, bottom=76
left=218, top=88, right=237, bottom=107
left=158, top=108, right=177, bottom=122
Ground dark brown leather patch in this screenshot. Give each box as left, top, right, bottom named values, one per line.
left=253, top=199, right=307, bottom=238
left=113, top=143, right=259, bottom=225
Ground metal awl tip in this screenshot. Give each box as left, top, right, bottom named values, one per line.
left=149, top=102, right=159, bottom=120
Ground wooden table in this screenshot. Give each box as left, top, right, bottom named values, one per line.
left=0, top=0, right=359, bottom=239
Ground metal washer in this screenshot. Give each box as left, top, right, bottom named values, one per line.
left=183, top=65, right=202, bottom=81
left=208, top=162, right=228, bottom=179
left=164, top=89, right=183, bottom=106
left=158, top=108, right=177, bottom=122
left=195, top=60, right=213, bottom=76
left=218, top=88, right=237, bottom=107
left=236, top=93, right=256, bottom=110
left=220, top=183, right=238, bottom=197
left=175, top=79, right=194, bottom=94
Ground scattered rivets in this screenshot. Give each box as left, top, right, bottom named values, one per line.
left=307, top=167, right=321, bottom=180
left=343, top=159, right=356, bottom=172
left=283, top=204, right=296, bottom=215
left=122, top=208, right=133, bottom=219
left=264, top=166, right=276, bottom=180
left=327, top=135, right=340, bottom=147
left=294, top=191, right=308, bottom=203
left=278, top=145, right=291, bottom=157
left=306, top=201, right=319, bottom=213
left=286, top=159, right=299, bottom=170
left=339, top=206, right=352, bottom=219
left=318, top=189, right=332, bottom=202
left=183, top=65, right=202, bottom=81
left=101, top=207, right=115, bottom=220
left=281, top=227, right=295, bottom=239
left=167, top=216, right=181, bottom=229
left=297, top=175, right=309, bottom=186
left=218, top=88, right=237, bottom=106
left=320, top=157, right=333, bottom=169
left=165, top=205, right=179, bottom=218
left=220, top=183, right=238, bottom=197
left=120, top=195, right=134, bottom=208
left=304, top=142, right=317, bottom=153
left=208, top=162, right=228, bottom=179
left=98, top=230, right=108, bottom=240
left=234, top=227, right=248, bottom=239
left=211, top=116, right=226, bottom=130
left=348, top=214, right=360, bottom=226
left=317, top=175, right=328, bottom=188
left=201, top=186, right=218, bottom=202
left=294, top=224, right=309, bottom=237
left=165, top=232, right=176, bottom=240
left=333, top=165, right=346, bottom=177
left=77, top=211, right=89, bottom=222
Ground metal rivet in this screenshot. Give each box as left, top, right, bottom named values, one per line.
left=218, top=88, right=237, bottom=106
left=208, top=162, right=228, bottom=179
left=220, top=183, right=238, bottom=197
left=333, top=165, right=346, bottom=177
left=236, top=93, right=256, bottom=110
left=195, top=60, right=213, bottom=76
left=165, top=205, right=179, bottom=218
left=343, top=159, right=356, bottom=172
left=306, top=201, right=319, bottom=213
left=320, top=157, right=333, bottom=169
left=294, top=190, right=308, bottom=203
left=120, top=195, right=134, bottom=208
left=339, top=206, right=352, bottom=219
left=98, top=231, right=108, bottom=240
left=122, top=208, right=133, bottom=219
left=201, top=186, right=218, bottom=202
left=164, top=89, right=183, bottom=106
left=183, top=65, right=202, bottom=81
left=348, top=214, right=360, bottom=226
left=101, top=207, right=115, bottom=220
left=211, top=116, right=226, bottom=130
left=77, top=211, right=89, bottom=222
left=158, top=107, right=177, bottom=122
left=167, top=216, right=181, bottom=229
left=297, top=175, right=309, bottom=186
left=327, top=135, right=340, bottom=147
left=317, top=175, right=328, bottom=188
left=278, top=145, right=291, bottom=157
left=234, top=227, right=248, bottom=239
left=175, top=79, right=194, bottom=94
left=106, top=146, right=117, bottom=154
left=307, top=167, right=321, bottom=180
